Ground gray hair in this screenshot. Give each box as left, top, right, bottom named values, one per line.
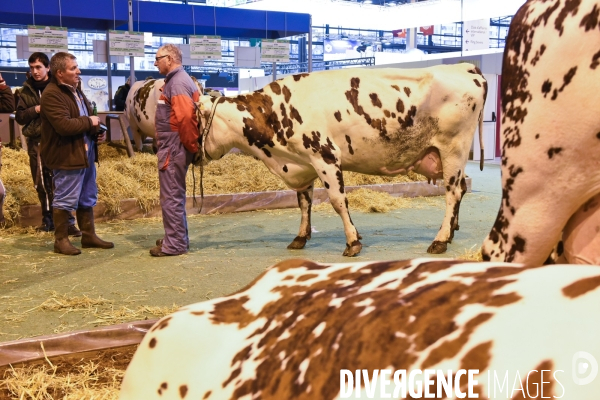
left=158, top=44, right=182, bottom=64
left=50, top=52, right=76, bottom=76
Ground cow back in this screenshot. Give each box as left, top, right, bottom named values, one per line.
left=120, top=258, right=600, bottom=399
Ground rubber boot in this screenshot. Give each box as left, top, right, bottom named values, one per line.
left=77, top=207, right=114, bottom=249
left=68, top=217, right=82, bottom=237
left=37, top=192, right=54, bottom=232
left=53, top=209, right=81, bottom=255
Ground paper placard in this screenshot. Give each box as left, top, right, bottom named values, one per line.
left=261, top=39, right=290, bottom=63
left=109, top=30, right=145, bottom=57
left=27, top=25, right=68, bottom=53
left=462, top=19, right=490, bottom=52
left=189, top=35, right=221, bottom=60
left=234, top=46, right=261, bottom=68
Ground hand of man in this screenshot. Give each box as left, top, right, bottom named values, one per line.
left=89, top=116, right=100, bottom=126
left=96, top=132, right=106, bottom=142
left=35, top=105, right=41, bottom=113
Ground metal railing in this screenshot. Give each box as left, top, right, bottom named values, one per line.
left=272, top=57, right=376, bottom=75
left=8, top=114, right=27, bottom=150
left=5, top=113, right=135, bottom=158
left=103, top=113, right=135, bottom=158
left=189, top=56, right=375, bottom=76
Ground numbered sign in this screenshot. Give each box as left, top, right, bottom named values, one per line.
left=261, top=39, right=290, bottom=63
left=109, top=30, right=145, bottom=57
left=189, top=35, right=221, bottom=60
left=27, top=26, right=68, bottom=53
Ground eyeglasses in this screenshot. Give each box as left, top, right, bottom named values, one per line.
left=155, top=54, right=169, bottom=62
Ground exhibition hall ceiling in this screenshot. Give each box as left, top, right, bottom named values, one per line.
left=302, top=0, right=428, bottom=4
left=236, top=0, right=527, bottom=31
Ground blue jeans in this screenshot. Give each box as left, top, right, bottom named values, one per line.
left=52, top=144, right=98, bottom=212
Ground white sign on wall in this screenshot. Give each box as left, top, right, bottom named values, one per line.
left=189, top=35, right=222, bottom=60
left=27, top=26, right=68, bottom=53
left=109, top=30, right=145, bottom=57
left=261, top=39, right=290, bottom=63
left=462, top=19, right=490, bottom=52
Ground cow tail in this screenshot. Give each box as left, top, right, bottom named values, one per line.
left=478, top=108, right=484, bottom=171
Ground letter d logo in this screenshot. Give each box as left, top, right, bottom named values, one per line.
left=572, top=351, right=598, bottom=385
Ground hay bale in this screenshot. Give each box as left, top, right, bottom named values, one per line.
left=96, top=152, right=160, bottom=215
left=314, top=188, right=439, bottom=213
left=456, top=246, right=484, bottom=261
left=346, top=188, right=413, bottom=213
left=1, top=145, right=426, bottom=222
left=0, top=148, right=37, bottom=226
left=0, top=346, right=135, bottom=399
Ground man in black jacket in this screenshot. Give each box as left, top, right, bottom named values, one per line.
left=16, top=52, right=80, bottom=235
left=113, top=77, right=131, bottom=111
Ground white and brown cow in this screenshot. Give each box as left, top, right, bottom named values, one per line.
left=120, top=258, right=600, bottom=399
left=481, top=0, right=600, bottom=266
left=125, top=77, right=203, bottom=151
left=197, top=64, right=487, bottom=256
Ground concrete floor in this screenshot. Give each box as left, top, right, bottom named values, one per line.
left=0, top=161, right=502, bottom=341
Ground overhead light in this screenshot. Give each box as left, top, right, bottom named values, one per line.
left=363, top=0, right=373, bottom=3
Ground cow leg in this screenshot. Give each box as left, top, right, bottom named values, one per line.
left=561, top=192, right=600, bottom=265
left=287, top=184, right=314, bottom=250
left=428, top=167, right=468, bottom=254
left=314, top=163, right=361, bottom=256
left=128, top=117, right=144, bottom=152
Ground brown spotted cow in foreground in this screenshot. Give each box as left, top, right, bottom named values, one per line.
left=482, top=0, right=600, bottom=266
left=196, top=64, right=486, bottom=256
left=125, top=77, right=203, bottom=151
left=120, top=258, right=600, bottom=399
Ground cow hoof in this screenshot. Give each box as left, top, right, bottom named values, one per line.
left=287, top=236, right=308, bottom=250
left=427, top=240, right=447, bottom=254
left=343, top=240, right=362, bottom=257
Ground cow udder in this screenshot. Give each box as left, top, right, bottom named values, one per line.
left=410, top=147, right=444, bottom=183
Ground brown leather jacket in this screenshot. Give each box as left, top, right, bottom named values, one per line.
left=40, top=76, right=98, bottom=170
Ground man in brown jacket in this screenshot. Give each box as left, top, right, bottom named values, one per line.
left=40, top=52, right=113, bottom=255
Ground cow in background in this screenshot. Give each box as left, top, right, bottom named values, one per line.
left=196, top=64, right=486, bottom=256
left=125, top=76, right=203, bottom=151
left=482, top=0, right=600, bottom=266
left=120, top=257, right=600, bottom=399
